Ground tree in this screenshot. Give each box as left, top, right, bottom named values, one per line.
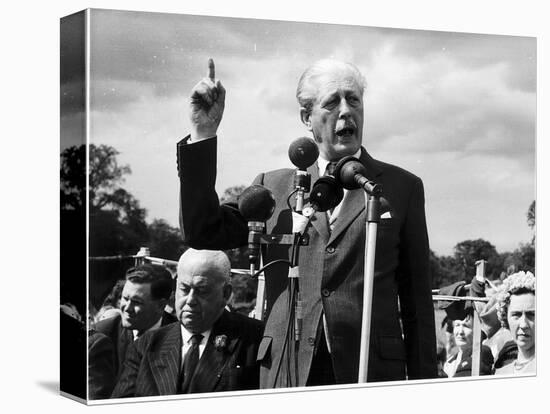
left=147, top=219, right=187, bottom=262
left=60, top=145, right=86, bottom=211
left=527, top=200, right=535, bottom=229
left=430, top=250, right=464, bottom=289
left=453, top=239, right=502, bottom=281
left=219, top=184, right=246, bottom=204
left=60, top=144, right=149, bottom=256
left=501, top=243, right=535, bottom=277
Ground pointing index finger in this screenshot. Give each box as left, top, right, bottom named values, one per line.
left=207, top=58, right=216, bottom=82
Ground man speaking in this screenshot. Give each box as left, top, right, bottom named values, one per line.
left=177, top=58, right=437, bottom=387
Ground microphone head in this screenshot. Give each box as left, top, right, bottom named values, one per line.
left=238, top=185, right=276, bottom=222
left=334, top=156, right=368, bottom=190
left=288, top=137, right=319, bottom=170
left=309, top=176, right=344, bottom=212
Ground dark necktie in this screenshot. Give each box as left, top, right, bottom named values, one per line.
left=325, top=162, right=338, bottom=215
left=178, top=334, right=203, bottom=394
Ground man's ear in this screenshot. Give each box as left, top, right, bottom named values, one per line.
left=300, top=107, right=312, bottom=131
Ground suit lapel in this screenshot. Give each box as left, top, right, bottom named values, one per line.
left=189, top=311, right=238, bottom=393
left=117, top=323, right=133, bottom=375
left=327, top=187, right=365, bottom=245
left=148, top=324, right=182, bottom=395
left=327, top=149, right=382, bottom=245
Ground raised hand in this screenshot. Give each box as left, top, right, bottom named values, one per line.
left=189, top=58, right=226, bottom=140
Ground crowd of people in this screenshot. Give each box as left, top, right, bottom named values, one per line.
left=61, top=57, right=536, bottom=400
left=437, top=271, right=536, bottom=379
left=70, top=263, right=535, bottom=399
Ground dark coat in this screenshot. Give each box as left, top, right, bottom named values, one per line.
left=111, top=311, right=264, bottom=397
left=88, top=330, right=116, bottom=399
left=443, top=345, right=494, bottom=377
left=95, top=311, right=177, bottom=382
left=177, top=137, right=437, bottom=387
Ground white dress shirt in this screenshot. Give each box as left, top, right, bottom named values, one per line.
left=316, top=149, right=362, bottom=230
left=180, top=325, right=212, bottom=366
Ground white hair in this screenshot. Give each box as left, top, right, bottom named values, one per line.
left=296, top=59, right=367, bottom=113
left=177, top=248, right=231, bottom=284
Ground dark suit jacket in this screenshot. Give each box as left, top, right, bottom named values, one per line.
left=95, top=311, right=177, bottom=382
left=111, top=311, right=264, bottom=397
left=177, top=137, right=437, bottom=386
left=88, top=330, right=116, bottom=399
left=443, top=345, right=494, bottom=377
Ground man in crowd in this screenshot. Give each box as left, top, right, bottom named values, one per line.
left=177, top=58, right=437, bottom=387
left=95, top=263, right=176, bottom=386
left=112, top=249, right=264, bottom=397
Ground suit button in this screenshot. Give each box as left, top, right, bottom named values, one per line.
left=326, top=246, right=335, bottom=253
left=321, top=288, right=331, bottom=297
left=307, top=337, right=315, bottom=346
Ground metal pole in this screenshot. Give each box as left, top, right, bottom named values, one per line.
left=358, top=193, right=380, bottom=383
left=254, top=255, right=266, bottom=321
left=471, top=259, right=487, bottom=376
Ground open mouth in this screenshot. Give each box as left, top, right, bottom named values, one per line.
left=335, top=126, right=355, bottom=137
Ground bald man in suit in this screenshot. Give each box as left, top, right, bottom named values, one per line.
left=112, top=249, right=263, bottom=397
left=176, top=59, right=438, bottom=387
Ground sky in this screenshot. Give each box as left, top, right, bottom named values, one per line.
left=60, top=9, right=536, bottom=256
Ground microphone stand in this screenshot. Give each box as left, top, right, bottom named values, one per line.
left=286, top=230, right=303, bottom=387
left=278, top=175, right=343, bottom=387
left=333, top=155, right=384, bottom=383
left=245, top=174, right=342, bottom=388
left=248, top=220, right=266, bottom=321
left=246, top=228, right=307, bottom=388
left=283, top=173, right=310, bottom=387
left=253, top=253, right=266, bottom=321
left=357, top=182, right=383, bottom=383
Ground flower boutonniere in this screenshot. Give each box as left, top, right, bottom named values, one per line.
left=214, top=334, right=228, bottom=351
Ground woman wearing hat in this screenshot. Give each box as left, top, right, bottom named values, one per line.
left=438, top=282, right=493, bottom=378
left=442, top=310, right=494, bottom=378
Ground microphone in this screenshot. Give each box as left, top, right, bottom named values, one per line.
left=302, top=176, right=344, bottom=219
left=333, top=156, right=392, bottom=216
left=288, top=137, right=319, bottom=212
left=334, top=156, right=382, bottom=195
left=287, top=139, right=319, bottom=344
left=238, top=185, right=276, bottom=276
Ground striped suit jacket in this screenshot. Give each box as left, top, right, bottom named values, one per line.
left=95, top=311, right=177, bottom=382
left=111, top=311, right=264, bottom=397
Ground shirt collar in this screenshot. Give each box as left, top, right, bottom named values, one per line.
left=180, top=324, right=212, bottom=345
left=318, top=148, right=362, bottom=176
left=132, top=316, right=163, bottom=341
